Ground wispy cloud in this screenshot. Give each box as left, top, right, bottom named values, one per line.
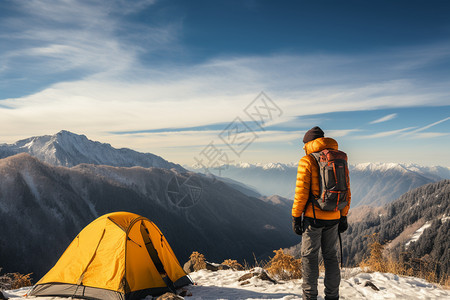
left=409, top=132, right=449, bottom=139
left=0, top=0, right=169, bottom=83
left=355, top=127, right=417, bottom=139
left=356, top=117, right=449, bottom=140
left=405, top=117, right=450, bottom=135
left=1, top=51, right=449, bottom=145
left=370, top=113, right=398, bottom=124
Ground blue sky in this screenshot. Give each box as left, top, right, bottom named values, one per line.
left=0, top=0, right=449, bottom=166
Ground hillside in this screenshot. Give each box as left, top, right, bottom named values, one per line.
left=342, top=180, right=449, bottom=275
left=0, top=154, right=297, bottom=279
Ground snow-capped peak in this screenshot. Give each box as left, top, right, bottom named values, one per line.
left=262, top=163, right=288, bottom=170
left=351, top=162, right=411, bottom=173
left=0, top=131, right=185, bottom=171
left=350, top=162, right=450, bottom=180
left=236, top=162, right=253, bottom=168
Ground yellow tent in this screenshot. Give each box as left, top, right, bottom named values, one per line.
left=29, top=212, right=192, bottom=299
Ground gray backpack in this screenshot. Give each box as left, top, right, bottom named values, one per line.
left=308, top=149, right=349, bottom=213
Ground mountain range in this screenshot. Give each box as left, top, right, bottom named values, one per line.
left=2, top=131, right=447, bottom=208
left=190, top=162, right=450, bottom=207
left=0, top=130, right=185, bottom=171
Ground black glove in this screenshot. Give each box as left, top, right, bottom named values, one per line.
left=292, top=216, right=303, bottom=235
left=338, top=216, right=348, bottom=233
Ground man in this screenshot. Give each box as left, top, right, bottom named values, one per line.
left=292, top=126, right=351, bottom=300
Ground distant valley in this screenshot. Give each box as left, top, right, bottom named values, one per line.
left=190, top=162, right=450, bottom=207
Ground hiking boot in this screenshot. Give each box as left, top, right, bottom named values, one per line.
left=302, top=292, right=317, bottom=300
left=324, top=296, right=339, bottom=300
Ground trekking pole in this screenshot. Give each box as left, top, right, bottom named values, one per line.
left=338, top=232, right=343, bottom=268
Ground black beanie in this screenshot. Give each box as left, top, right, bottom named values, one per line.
left=303, top=126, right=324, bottom=144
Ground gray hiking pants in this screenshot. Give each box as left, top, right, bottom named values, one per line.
left=301, top=221, right=340, bottom=300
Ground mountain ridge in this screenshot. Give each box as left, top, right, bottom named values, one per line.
left=344, top=179, right=450, bottom=274
left=0, top=130, right=185, bottom=171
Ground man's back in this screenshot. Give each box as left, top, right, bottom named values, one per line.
left=291, top=126, right=351, bottom=300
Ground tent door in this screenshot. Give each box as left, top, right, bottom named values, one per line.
left=139, top=221, right=176, bottom=293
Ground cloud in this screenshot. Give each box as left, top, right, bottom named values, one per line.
left=355, top=117, right=449, bottom=140
left=369, top=113, right=398, bottom=124
left=1, top=0, right=450, bottom=164
left=1, top=53, right=449, bottom=145
left=355, top=127, right=417, bottom=139
left=327, top=129, right=361, bottom=137
left=405, top=117, right=450, bottom=134
left=0, top=0, right=168, bottom=83
left=408, top=132, right=449, bottom=139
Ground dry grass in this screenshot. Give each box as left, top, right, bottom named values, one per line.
left=243, top=253, right=267, bottom=270
left=0, top=268, right=33, bottom=290
left=222, top=259, right=244, bottom=271
left=9, top=273, right=33, bottom=289
left=360, top=233, right=449, bottom=287
left=189, top=251, right=206, bottom=271
left=359, top=233, right=389, bottom=273
left=265, top=249, right=302, bottom=280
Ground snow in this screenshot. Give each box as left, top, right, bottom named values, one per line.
left=190, top=162, right=298, bottom=171
left=351, top=162, right=410, bottom=173
left=262, top=163, right=287, bottom=171
left=349, top=162, right=450, bottom=178
left=237, top=162, right=252, bottom=168
left=0, top=130, right=184, bottom=171
left=19, top=170, right=40, bottom=201
left=405, top=221, right=432, bottom=248
left=4, top=269, right=449, bottom=299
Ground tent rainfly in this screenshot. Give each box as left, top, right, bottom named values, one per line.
left=29, top=212, right=192, bottom=299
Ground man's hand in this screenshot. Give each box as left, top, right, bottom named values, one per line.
left=338, top=216, right=348, bottom=233
left=292, top=216, right=303, bottom=235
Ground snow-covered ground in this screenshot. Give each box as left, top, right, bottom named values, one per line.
left=3, top=268, right=449, bottom=300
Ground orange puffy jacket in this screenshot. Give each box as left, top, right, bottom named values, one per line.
left=292, top=137, right=351, bottom=220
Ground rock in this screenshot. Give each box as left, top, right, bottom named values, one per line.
left=239, top=280, right=250, bottom=286
left=238, top=273, right=254, bottom=282
left=155, top=292, right=184, bottom=300
left=183, top=259, right=240, bottom=273
left=218, top=264, right=231, bottom=270
left=205, top=262, right=219, bottom=271
left=364, top=280, right=379, bottom=291
left=231, top=264, right=244, bottom=271
left=178, top=289, right=192, bottom=297
left=257, top=270, right=277, bottom=284
left=183, top=260, right=195, bottom=274
left=238, top=269, right=277, bottom=284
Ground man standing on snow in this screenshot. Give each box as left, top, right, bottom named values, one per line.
left=292, top=126, right=351, bottom=300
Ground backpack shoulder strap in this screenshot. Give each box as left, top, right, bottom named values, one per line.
left=309, top=152, right=321, bottom=163
left=306, top=152, right=321, bottom=223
